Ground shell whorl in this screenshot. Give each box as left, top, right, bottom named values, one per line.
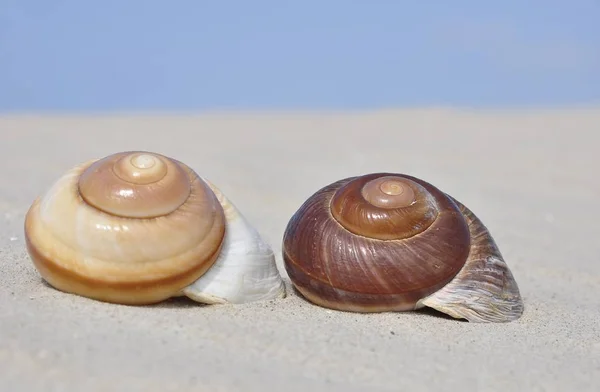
left=330, top=174, right=438, bottom=240
left=78, top=151, right=191, bottom=218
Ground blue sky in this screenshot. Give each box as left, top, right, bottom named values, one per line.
left=1, top=1, right=598, bottom=112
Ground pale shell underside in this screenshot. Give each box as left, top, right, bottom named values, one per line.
left=181, top=179, right=286, bottom=304
left=417, top=197, right=524, bottom=323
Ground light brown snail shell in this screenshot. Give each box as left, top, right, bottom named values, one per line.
left=282, top=173, right=524, bottom=323
left=24, top=151, right=226, bottom=305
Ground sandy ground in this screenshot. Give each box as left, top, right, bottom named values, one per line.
left=0, top=108, right=598, bottom=391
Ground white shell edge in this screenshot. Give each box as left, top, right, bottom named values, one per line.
left=416, top=196, right=524, bottom=323
left=181, top=178, right=286, bottom=304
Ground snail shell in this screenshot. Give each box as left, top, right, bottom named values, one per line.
left=282, top=173, right=523, bottom=323
left=24, top=151, right=285, bottom=305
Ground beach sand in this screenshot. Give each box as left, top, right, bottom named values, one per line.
left=1, top=108, right=598, bottom=391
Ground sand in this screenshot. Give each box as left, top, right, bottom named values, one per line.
left=0, top=108, right=598, bottom=391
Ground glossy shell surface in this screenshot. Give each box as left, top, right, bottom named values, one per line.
left=282, top=172, right=523, bottom=322
left=25, top=151, right=286, bottom=305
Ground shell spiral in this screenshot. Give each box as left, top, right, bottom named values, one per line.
left=24, top=151, right=227, bottom=305
left=78, top=151, right=192, bottom=218
left=282, top=173, right=524, bottom=322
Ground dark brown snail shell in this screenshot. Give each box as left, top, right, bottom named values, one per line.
left=282, top=173, right=523, bottom=323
